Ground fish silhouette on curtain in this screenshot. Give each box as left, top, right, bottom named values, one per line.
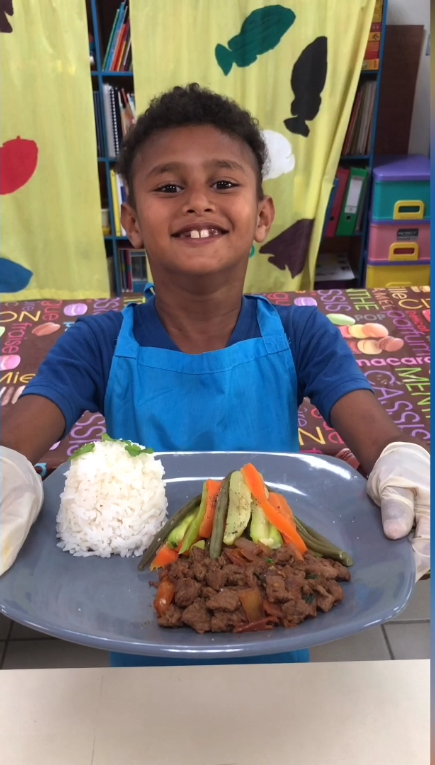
left=284, top=36, right=328, bottom=137
left=0, top=0, right=14, bottom=33
left=260, top=219, right=315, bottom=277
left=215, top=5, right=296, bottom=75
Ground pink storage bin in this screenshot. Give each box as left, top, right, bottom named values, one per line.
left=368, top=221, right=430, bottom=264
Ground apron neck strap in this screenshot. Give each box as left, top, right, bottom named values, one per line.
left=144, top=282, right=155, bottom=302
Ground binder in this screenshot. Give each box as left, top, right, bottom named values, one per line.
left=322, top=179, right=338, bottom=238
left=110, top=170, right=122, bottom=236
left=115, top=174, right=127, bottom=235
left=103, top=85, right=116, bottom=157
left=109, top=87, right=122, bottom=156
left=325, top=167, right=349, bottom=238
left=337, top=167, right=368, bottom=236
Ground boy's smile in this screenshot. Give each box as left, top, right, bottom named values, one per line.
left=121, top=125, right=274, bottom=281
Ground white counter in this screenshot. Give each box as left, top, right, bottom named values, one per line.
left=0, top=660, right=429, bottom=764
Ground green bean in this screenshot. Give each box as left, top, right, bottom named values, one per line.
left=137, top=495, right=201, bottom=571
left=297, top=518, right=354, bottom=565
left=209, top=473, right=232, bottom=559
left=295, top=518, right=354, bottom=567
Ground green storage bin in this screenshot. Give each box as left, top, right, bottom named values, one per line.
left=372, top=156, right=430, bottom=222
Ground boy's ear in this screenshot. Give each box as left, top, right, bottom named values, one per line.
left=254, top=195, right=275, bottom=245
left=121, top=203, right=144, bottom=249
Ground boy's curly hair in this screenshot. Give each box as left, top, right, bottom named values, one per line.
left=117, top=83, right=267, bottom=204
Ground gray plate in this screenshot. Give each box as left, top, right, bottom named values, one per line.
left=0, top=452, right=415, bottom=657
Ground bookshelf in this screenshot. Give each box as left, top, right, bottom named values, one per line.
left=319, top=0, right=389, bottom=287
left=88, top=0, right=388, bottom=295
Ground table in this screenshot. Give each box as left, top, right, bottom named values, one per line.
left=0, top=661, right=429, bottom=764
left=0, top=287, right=430, bottom=478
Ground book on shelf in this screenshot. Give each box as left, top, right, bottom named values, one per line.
left=342, top=80, right=376, bottom=156
left=362, top=2, right=383, bottom=68
left=103, top=1, right=132, bottom=72
left=109, top=170, right=128, bottom=236
left=93, top=92, right=104, bottom=156
left=117, top=248, right=148, bottom=292
left=103, top=84, right=136, bottom=158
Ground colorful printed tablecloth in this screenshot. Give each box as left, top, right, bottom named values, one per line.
left=0, top=287, right=430, bottom=479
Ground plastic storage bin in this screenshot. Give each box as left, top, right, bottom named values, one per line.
left=368, top=220, right=430, bottom=264
left=366, top=261, right=430, bottom=288
left=372, top=155, right=430, bottom=221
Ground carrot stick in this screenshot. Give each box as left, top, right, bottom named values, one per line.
left=198, top=479, right=222, bottom=539
left=241, top=464, right=307, bottom=555
left=269, top=492, right=297, bottom=528
left=150, top=545, right=179, bottom=571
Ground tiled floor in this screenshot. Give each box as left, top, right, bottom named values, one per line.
left=0, top=581, right=430, bottom=669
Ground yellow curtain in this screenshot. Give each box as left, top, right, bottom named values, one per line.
left=0, top=0, right=109, bottom=300
left=130, top=0, right=375, bottom=291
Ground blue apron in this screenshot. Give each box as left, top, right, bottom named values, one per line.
left=105, top=294, right=309, bottom=666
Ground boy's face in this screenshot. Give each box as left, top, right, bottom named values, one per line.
left=121, top=125, right=274, bottom=280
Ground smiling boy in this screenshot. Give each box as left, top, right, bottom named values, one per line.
left=1, top=85, right=430, bottom=666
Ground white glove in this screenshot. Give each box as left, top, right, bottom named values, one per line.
left=0, top=446, right=44, bottom=576
left=367, top=442, right=430, bottom=581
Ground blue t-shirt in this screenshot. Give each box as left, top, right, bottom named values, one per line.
left=23, top=297, right=372, bottom=434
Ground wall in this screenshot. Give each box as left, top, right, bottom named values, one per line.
left=387, top=0, right=430, bottom=155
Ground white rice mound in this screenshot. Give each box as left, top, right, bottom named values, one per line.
left=57, top=440, right=168, bottom=558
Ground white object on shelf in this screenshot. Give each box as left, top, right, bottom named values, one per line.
left=315, top=253, right=355, bottom=282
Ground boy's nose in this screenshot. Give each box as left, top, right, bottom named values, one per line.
left=183, top=188, right=215, bottom=214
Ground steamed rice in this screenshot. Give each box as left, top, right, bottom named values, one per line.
left=57, top=440, right=168, bottom=558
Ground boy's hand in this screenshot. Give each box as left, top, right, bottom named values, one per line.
left=367, top=442, right=430, bottom=581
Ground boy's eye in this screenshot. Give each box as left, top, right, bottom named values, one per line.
left=157, top=184, right=182, bottom=193
left=213, top=180, right=239, bottom=190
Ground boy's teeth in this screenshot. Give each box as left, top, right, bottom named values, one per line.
left=181, top=228, right=221, bottom=238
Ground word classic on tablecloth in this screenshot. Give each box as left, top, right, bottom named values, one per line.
left=0, top=289, right=430, bottom=477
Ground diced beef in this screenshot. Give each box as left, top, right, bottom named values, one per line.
left=167, top=559, right=191, bottom=580
left=181, top=600, right=211, bottom=633
left=282, top=597, right=317, bottom=626
left=273, top=546, right=296, bottom=565
left=224, top=564, right=248, bottom=587
left=174, top=578, right=202, bottom=608
left=206, top=590, right=241, bottom=612
left=251, top=556, right=270, bottom=576
left=263, top=600, right=284, bottom=619
left=206, top=568, right=227, bottom=591
left=191, top=562, right=208, bottom=582
left=201, top=586, right=219, bottom=600
left=157, top=605, right=183, bottom=628
left=211, top=608, right=247, bottom=633
left=190, top=547, right=207, bottom=564
left=153, top=543, right=350, bottom=634
left=281, top=565, right=306, bottom=582
left=310, top=579, right=344, bottom=613
left=303, top=557, right=343, bottom=580
left=243, top=565, right=259, bottom=589
left=265, top=574, right=291, bottom=603
left=331, top=561, right=352, bottom=582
